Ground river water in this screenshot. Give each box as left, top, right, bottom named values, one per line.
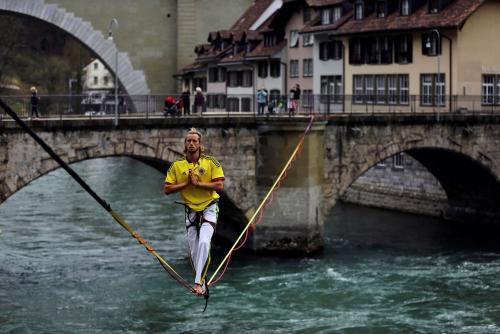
left=0, top=157, right=499, bottom=333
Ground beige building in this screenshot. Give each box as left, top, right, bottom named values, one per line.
left=305, top=0, right=500, bottom=113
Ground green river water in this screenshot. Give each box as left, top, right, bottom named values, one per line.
left=0, top=157, right=499, bottom=333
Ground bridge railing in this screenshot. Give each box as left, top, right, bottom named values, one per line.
left=2, top=94, right=500, bottom=120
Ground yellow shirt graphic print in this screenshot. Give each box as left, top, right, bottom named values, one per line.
left=165, top=155, right=224, bottom=211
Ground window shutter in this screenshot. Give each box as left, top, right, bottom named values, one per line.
left=407, top=35, right=413, bottom=63
left=319, top=42, right=326, bottom=60
left=348, top=39, right=354, bottom=64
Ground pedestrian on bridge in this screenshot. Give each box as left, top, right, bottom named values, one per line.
left=30, top=86, right=40, bottom=119
left=194, top=87, right=205, bottom=114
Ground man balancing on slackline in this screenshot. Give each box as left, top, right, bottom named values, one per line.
left=164, top=128, right=225, bottom=296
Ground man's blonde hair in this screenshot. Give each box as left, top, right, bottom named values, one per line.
left=184, top=127, right=204, bottom=153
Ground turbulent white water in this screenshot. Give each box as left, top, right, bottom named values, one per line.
left=0, top=157, right=499, bottom=333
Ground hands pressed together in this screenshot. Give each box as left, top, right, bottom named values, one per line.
left=188, top=169, right=200, bottom=187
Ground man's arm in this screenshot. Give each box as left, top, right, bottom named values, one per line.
left=164, top=180, right=189, bottom=195
left=190, top=170, right=224, bottom=192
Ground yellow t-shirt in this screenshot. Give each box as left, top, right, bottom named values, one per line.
left=165, top=154, right=225, bottom=211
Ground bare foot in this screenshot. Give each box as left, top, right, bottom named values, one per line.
left=193, top=283, right=204, bottom=296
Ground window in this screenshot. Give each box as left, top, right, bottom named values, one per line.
left=241, top=98, right=252, bottom=112
left=321, top=8, right=331, bottom=24
left=320, top=41, right=343, bottom=61
left=481, top=75, right=500, bottom=105
left=365, top=76, right=374, bottom=103
left=264, top=33, right=277, bottom=47
left=401, top=0, right=410, bottom=15
left=303, top=59, right=313, bottom=77
left=242, top=70, right=253, bottom=87
left=376, top=1, right=386, bottom=18
left=421, top=74, right=433, bottom=106
left=354, top=76, right=364, bottom=103
left=302, top=89, right=314, bottom=109
left=395, top=35, right=413, bottom=64
left=333, top=7, right=343, bottom=22
left=103, top=76, right=109, bottom=85
left=208, top=67, right=218, bottom=82
left=303, top=34, right=313, bottom=47
left=375, top=75, right=386, bottom=104
left=349, top=38, right=364, bottom=64
left=367, top=37, right=392, bottom=64
left=270, top=60, right=281, bottom=77
left=258, top=61, right=268, bottom=78
left=226, top=98, right=239, bottom=112
left=420, top=73, right=445, bottom=106
left=353, top=74, right=410, bottom=105
left=246, top=42, right=254, bottom=53
left=393, top=153, right=405, bottom=170
left=321, top=76, right=342, bottom=104
left=380, top=37, right=392, bottom=64
left=218, top=68, right=227, bottom=83
left=227, top=71, right=238, bottom=87
left=354, top=3, right=364, bottom=20
left=387, top=75, right=397, bottom=104
left=207, top=94, right=226, bottom=109
left=429, top=0, right=439, bottom=13
left=192, top=77, right=206, bottom=92
left=228, top=71, right=252, bottom=87
left=290, top=60, right=299, bottom=78
left=422, top=32, right=441, bottom=56
left=399, top=75, right=409, bottom=105
left=94, top=62, right=98, bottom=70
left=93, top=76, right=98, bottom=85
left=290, top=30, right=299, bottom=48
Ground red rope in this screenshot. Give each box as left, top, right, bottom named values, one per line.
left=210, top=117, right=314, bottom=286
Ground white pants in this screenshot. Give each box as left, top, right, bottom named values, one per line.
left=185, top=202, right=218, bottom=285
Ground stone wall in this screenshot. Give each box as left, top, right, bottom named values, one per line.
left=341, top=153, right=447, bottom=217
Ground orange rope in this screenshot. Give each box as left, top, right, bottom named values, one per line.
left=208, top=116, right=315, bottom=286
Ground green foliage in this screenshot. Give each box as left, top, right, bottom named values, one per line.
left=0, top=13, right=91, bottom=96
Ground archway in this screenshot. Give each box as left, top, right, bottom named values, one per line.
left=0, top=0, right=150, bottom=106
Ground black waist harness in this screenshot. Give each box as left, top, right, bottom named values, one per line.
left=184, top=200, right=218, bottom=232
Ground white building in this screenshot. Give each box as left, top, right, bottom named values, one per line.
left=82, top=59, right=114, bottom=92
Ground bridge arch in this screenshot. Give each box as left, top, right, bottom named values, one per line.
left=333, top=141, right=500, bottom=224
left=0, top=0, right=150, bottom=99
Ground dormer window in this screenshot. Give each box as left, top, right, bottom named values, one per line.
left=321, top=6, right=343, bottom=25
left=376, top=1, right=386, bottom=18
left=333, top=7, right=343, bottom=22
left=264, top=33, right=277, bottom=47
left=429, top=0, right=439, bottom=13
left=246, top=42, right=253, bottom=53
left=354, top=3, right=364, bottom=20
left=401, top=0, right=410, bottom=15
left=321, top=8, right=331, bottom=24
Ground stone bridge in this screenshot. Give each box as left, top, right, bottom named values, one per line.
left=1, top=114, right=500, bottom=254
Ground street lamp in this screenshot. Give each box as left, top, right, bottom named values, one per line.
left=426, top=29, right=441, bottom=120
left=108, top=18, right=119, bottom=127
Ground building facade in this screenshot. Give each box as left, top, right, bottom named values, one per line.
left=179, top=0, right=500, bottom=114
